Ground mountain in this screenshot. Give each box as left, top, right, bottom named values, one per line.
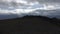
left=0, top=16, right=60, bottom=34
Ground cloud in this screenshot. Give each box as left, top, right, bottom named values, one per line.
left=0, top=0, right=60, bottom=20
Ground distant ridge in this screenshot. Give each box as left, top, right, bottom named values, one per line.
left=0, top=15, right=60, bottom=26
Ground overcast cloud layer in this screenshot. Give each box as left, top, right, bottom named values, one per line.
left=0, top=0, right=60, bottom=20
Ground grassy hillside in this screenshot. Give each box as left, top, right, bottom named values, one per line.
left=0, top=16, right=60, bottom=34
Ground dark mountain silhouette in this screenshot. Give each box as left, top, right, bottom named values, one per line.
left=0, top=15, right=60, bottom=34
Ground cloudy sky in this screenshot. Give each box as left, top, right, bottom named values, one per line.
left=0, top=0, right=60, bottom=20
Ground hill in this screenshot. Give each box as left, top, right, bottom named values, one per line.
left=0, top=16, right=60, bottom=34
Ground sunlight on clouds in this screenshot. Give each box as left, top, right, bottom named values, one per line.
left=15, top=0, right=27, bottom=4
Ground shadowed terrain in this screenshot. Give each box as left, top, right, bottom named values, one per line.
left=0, top=16, right=60, bottom=34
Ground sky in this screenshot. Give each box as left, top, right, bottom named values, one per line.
left=0, top=0, right=60, bottom=20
